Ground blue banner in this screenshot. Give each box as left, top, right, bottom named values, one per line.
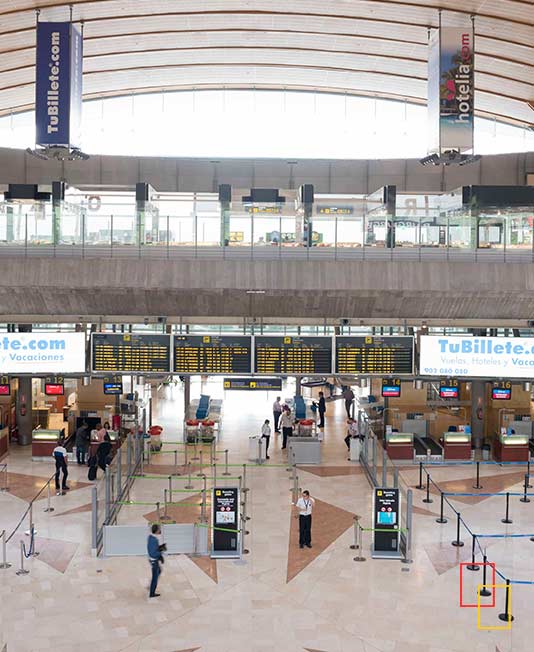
left=35, top=22, right=83, bottom=148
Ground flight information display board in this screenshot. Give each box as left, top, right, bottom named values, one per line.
left=91, top=334, right=171, bottom=373
left=335, top=336, right=414, bottom=375
left=223, top=377, right=283, bottom=391
left=254, top=336, right=332, bottom=375
left=173, top=335, right=252, bottom=374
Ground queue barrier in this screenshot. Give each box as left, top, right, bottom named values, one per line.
left=103, top=523, right=209, bottom=557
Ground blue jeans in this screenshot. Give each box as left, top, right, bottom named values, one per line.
left=149, top=560, right=161, bottom=596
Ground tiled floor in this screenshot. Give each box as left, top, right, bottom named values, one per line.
left=0, top=379, right=532, bottom=651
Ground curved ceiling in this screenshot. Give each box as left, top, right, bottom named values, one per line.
left=0, top=0, right=532, bottom=127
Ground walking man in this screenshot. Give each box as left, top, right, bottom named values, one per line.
left=343, top=386, right=355, bottom=419
left=53, top=438, right=69, bottom=495
left=294, top=489, right=314, bottom=549
left=261, top=419, right=271, bottom=460
left=273, top=396, right=282, bottom=433
left=75, top=421, right=90, bottom=465
left=147, top=523, right=166, bottom=598
left=279, top=406, right=294, bottom=450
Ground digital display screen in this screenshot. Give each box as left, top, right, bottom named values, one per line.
left=103, top=382, right=123, bottom=395
left=440, top=386, right=459, bottom=399
left=317, top=206, right=354, bottom=215
left=0, top=384, right=10, bottom=396
left=492, top=388, right=511, bottom=400
left=382, top=381, right=401, bottom=398
left=377, top=511, right=397, bottom=525
left=254, top=336, right=332, bottom=375
left=45, top=383, right=64, bottom=396
left=223, top=377, right=282, bottom=391
left=173, top=335, right=252, bottom=374
left=335, top=336, right=413, bottom=375
left=91, top=333, right=171, bottom=373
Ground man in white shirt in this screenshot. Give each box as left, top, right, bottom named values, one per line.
left=344, top=418, right=359, bottom=451
left=261, top=419, right=271, bottom=460
left=272, top=397, right=282, bottom=433
left=294, top=490, right=314, bottom=549
left=52, top=439, right=69, bottom=495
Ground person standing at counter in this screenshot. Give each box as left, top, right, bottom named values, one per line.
left=97, top=433, right=113, bottom=473
left=53, top=439, right=69, bottom=495
left=273, top=397, right=282, bottom=433
left=279, top=407, right=294, bottom=450
left=343, top=386, right=355, bottom=419
left=94, top=422, right=107, bottom=443
left=75, top=421, right=90, bottom=465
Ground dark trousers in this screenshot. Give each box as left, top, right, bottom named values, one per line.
left=98, top=458, right=107, bottom=473
left=149, top=560, right=161, bottom=596
left=282, top=427, right=292, bottom=449
left=318, top=411, right=325, bottom=428
left=273, top=412, right=281, bottom=432
left=345, top=400, right=353, bottom=419
left=344, top=434, right=351, bottom=450
left=262, top=435, right=270, bottom=456
left=299, top=514, right=312, bottom=546
left=55, top=458, right=68, bottom=490
left=76, top=445, right=87, bottom=465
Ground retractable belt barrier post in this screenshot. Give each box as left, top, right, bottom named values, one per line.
left=480, top=552, right=492, bottom=597
left=223, top=449, right=230, bottom=476
left=502, top=492, right=513, bottom=524
left=0, top=463, right=7, bottom=492
left=353, top=520, right=366, bottom=562
left=197, top=451, right=204, bottom=477
left=349, top=515, right=359, bottom=550
left=473, top=461, right=483, bottom=490
left=498, top=579, right=514, bottom=623
left=242, top=464, right=249, bottom=493
left=416, top=461, right=425, bottom=490
left=452, top=512, right=464, bottom=547
left=0, top=530, right=10, bottom=569
left=528, top=460, right=532, bottom=489
left=466, top=534, right=480, bottom=571
left=185, top=463, right=194, bottom=490
left=520, top=475, right=531, bottom=503
left=436, top=492, right=447, bottom=524
left=15, top=540, right=29, bottom=576
left=422, top=473, right=433, bottom=504
left=43, top=479, right=54, bottom=513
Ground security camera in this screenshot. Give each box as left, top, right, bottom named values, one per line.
left=157, top=317, right=166, bottom=324
left=143, top=317, right=149, bottom=325
left=341, top=318, right=350, bottom=326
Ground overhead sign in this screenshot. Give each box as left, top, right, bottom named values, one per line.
left=427, top=24, right=474, bottom=153
left=223, top=377, right=282, bottom=391
left=0, top=375, right=10, bottom=396
left=254, top=336, right=332, bottom=375
left=0, top=333, right=86, bottom=374
left=492, top=381, right=512, bottom=401
left=92, top=333, right=171, bottom=373
left=317, top=206, right=354, bottom=215
left=336, top=336, right=413, bottom=375
left=103, top=375, right=123, bottom=395
left=35, top=22, right=83, bottom=148
left=382, top=378, right=401, bottom=398
left=174, top=335, right=252, bottom=374
left=211, top=487, right=241, bottom=558
left=372, top=488, right=401, bottom=558
left=439, top=379, right=459, bottom=399
left=44, top=375, right=64, bottom=396
left=420, top=336, right=534, bottom=379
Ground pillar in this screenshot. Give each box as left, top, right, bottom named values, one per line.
left=183, top=376, right=191, bottom=419
left=16, top=376, right=33, bottom=446
left=295, top=377, right=302, bottom=397
left=470, top=380, right=486, bottom=449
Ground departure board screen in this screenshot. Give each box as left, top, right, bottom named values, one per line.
left=254, top=336, right=332, bottom=375
left=173, top=335, right=252, bottom=374
left=91, top=334, right=171, bottom=373
left=335, top=336, right=414, bottom=375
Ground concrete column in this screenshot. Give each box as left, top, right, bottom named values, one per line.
left=16, top=376, right=33, bottom=446
left=295, top=377, right=302, bottom=397
left=470, top=380, right=486, bottom=449
left=183, top=376, right=191, bottom=419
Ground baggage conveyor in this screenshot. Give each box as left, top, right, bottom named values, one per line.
left=414, top=436, right=443, bottom=461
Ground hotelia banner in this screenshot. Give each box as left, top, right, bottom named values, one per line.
left=427, top=24, right=474, bottom=153
left=35, top=22, right=83, bottom=148
left=0, top=333, right=86, bottom=374
left=420, top=336, right=534, bottom=379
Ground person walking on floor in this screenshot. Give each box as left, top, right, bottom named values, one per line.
left=53, top=438, right=69, bottom=495
left=279, top=406, right=294, bottom=450
left=343, top=386, right=355, bottom=419
left=272, top=396, right=282, bottom=433
left=294, top=489, right=314, bottom=549
left=75, top=421, right=90, bottom=465
left=316, top=391, right=326, bottom=429
left=261, top=419, right=271, bottom=460
left=147, top=523, right=166, bottom=598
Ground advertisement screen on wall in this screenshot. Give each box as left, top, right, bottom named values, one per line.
left=420, top=336, right=534, bottom=379
left=0, top=333, right=86, bottom=374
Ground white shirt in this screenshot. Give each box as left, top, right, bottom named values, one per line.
left=261, top=423, right=271, bottom=437
left=296, top=496, right=314, bottom=516
left=273, top=401, right=282, bottom=413
left=279, top=412, right=293, bottom=428
left=347, top=422, right=359, bottom=437
left=53, top=445, right=67, bottom=459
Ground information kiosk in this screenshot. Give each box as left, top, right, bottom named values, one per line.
left=211, top=487, right=241, bottom=559
left=371, top=488, right=402, bottom=559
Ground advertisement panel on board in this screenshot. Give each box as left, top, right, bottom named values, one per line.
left=0, top=333, right=86, bottom=374
left=420, top=336, right=534, bottom=379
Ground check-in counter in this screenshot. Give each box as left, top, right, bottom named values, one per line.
left=385, top=432, right=414, bottom=460
left=89, top=430, right=120, bottom=457
left=494, top=433, right=530, bottom=462
left=0, top=426, right=9, bottom=460
left=443, top=432, right=472, bottom=460
left=32, top=429, right=61, bottom=459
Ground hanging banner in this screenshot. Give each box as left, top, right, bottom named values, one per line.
left=35, top=22, right=83, bottom=148
left=427, top=24, right=474, bottom=153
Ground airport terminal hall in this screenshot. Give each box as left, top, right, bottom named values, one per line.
left=2, top=2, right=534, bottom=652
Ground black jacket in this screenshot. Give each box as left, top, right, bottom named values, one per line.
left=318, top=397, right=326, bottom=414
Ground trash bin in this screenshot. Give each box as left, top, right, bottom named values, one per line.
left=482, top=443, right=491, bottom=461
left=248, top=435, right=266, bottom=463
left=298, top=419, right=314, bottom=437
left=185, top=419, right=199, bottom=444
